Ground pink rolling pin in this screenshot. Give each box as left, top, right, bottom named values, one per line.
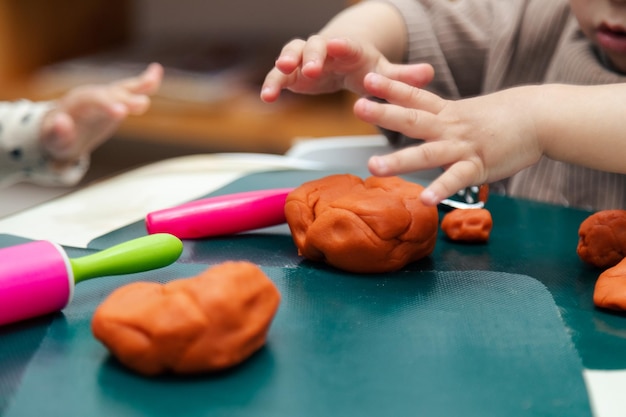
left=0, top=234, right=183, bottom=326
left=145, top=188, right=294, bottom=239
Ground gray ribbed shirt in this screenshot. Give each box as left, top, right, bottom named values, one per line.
left=376, top=0, right=626, bottom=210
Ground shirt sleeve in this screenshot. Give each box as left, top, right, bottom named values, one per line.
left=367, top=0, right=501, bottom=98
left=0, top=100, right=89, bottom=188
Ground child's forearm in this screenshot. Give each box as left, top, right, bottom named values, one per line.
left=527, top=83, right=626, bottom=173
left=317, top=1, right=407, bottom=63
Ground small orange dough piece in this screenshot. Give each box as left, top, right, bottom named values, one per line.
left=441, top=208, right=493, bottom=242
left=91, top=261, right=281, bottom=376
left=577, top=210, right=626, bottom=268
left=284, top=174, right=439, bottom=273
left=593, top=257, right=626, bottom=311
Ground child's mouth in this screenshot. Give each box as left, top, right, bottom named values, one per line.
left=597, top=23, right=626, bottom=53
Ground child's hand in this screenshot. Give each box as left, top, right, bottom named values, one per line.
left=40, top=62, right=164, bottom=163
left=355, top=72, right=542, bottom=206
left=260, top=37, right=434, bottom=102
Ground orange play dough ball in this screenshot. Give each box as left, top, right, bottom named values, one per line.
left=441, top=208, right=493, bottom=242
left=593, top=257, right=626, bottom=311
left=92, top=261, right=281, bottom=376
left=577, top=210, right=626, bottom=268
left=284, top=174, right=439, bottom=273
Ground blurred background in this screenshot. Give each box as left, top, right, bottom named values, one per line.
left=0, top=0, right=375, bottom=185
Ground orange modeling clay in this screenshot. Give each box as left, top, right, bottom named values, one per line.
left=284, top=174, right=439, bottom=273
left=593, top=256, right=626, bottom=311
left=92, top=261, right=281, bottom=376
left=441, top=208, right=493, bottom=242
left=577, top=210, right=626, bottom=268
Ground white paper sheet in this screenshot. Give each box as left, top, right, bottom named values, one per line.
left=584, top=369, right=626, bottom=417
left=0, top=153, right=324, bottom=248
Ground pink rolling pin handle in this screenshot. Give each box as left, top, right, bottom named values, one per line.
left=145, top=188, right=295, bottom=239
left=0, top=241, right=73, bottom=326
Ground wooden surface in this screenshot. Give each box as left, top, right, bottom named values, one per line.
left=0, top=1, right=376, bottom=154
left=119, top=92, right=378, bottom=154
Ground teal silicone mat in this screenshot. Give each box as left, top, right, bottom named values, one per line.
left=86, top=170, right=626, bottom=371
left=2, top=262, right=591, bottom=416
left=2, top=168, right=623, bottom=416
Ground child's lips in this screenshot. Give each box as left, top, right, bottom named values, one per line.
left=596, top=23, right=626, bottom=53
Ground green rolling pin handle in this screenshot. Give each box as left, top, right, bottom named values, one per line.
left=71, top=233, right=184, bottom=284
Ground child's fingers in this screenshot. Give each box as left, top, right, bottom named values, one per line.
left=102, top=74, right=158, bottom=114
left=114, top=92, right=149, bottom=114
left=325, top=37, right=357, bottom=58
left=261, top=39, right=313, bottom=102
left=300, top=35, right=330, bottom=78
left=274, top=39, right=307, bottom=74
left=260, top=67, right=299, bottom=102
left=368, top=144, right=483, bottom=206
left=357, top=72, right=448, bottom=139
left=368, top=140, right=466, bottom=176
left=114, top=63, right=163, bottom=95
left=62, top=85, right=137, bottom=121
left=381, top=63, right=435, bottom=89
left=353, top=96, right=444, bottom=140
left=101, top=85, right=152, bottom=114
left=421, top=161, right=484, bottom=206
left=363, top=72, right=445, bottom=114
left=325, top=36, right=371, bottom=66
left=40, top=112, right=75, bottom=154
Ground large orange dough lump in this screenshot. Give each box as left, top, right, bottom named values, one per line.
left=284, top=174, right=439, bottom=273
left=92, top=261, right=281, bottom=376
left=577, top=210, right=626, bottom=268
